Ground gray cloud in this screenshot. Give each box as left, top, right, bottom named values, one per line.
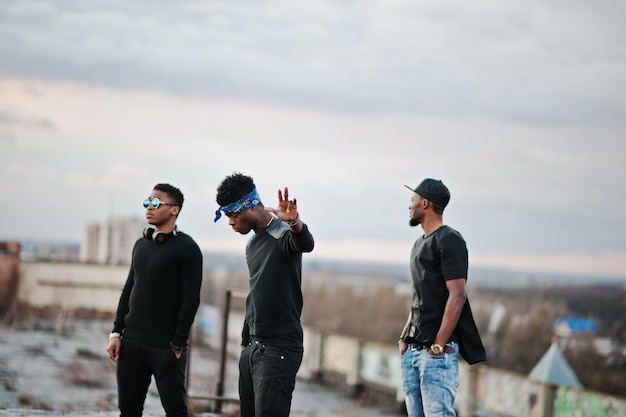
left=0, top=110, right=56, bottom=129
left=1, top=1, right=625, bottom=124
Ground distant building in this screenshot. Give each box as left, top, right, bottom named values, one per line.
left=554, top=317, right=598, bottom=337
left=554, top=317, right=598, bottom=351
left=80, top=216, right=146, bottom=265
left=595, top=337, right=626, bottom=367
left=19, top=240, right=80, bottom=262
left=0, top=241, right=21, bottom=319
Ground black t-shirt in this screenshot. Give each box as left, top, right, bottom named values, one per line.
left=406, top=225, right=486, bottom=364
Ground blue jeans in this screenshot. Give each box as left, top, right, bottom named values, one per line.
left=401, top=344, right=459, bottom=417
left=239, top=341, right=303, bottom=417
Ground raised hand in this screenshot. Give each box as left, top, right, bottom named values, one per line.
left=265, top=187, right=298, bottom=222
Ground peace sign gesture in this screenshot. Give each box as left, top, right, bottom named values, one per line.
left=265, top=187, right=301, bottom=229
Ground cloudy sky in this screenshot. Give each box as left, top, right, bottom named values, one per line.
left=1, top=1, right=625, bottom=278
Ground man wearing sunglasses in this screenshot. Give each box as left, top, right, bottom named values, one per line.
left=106, top=183, right=203, bottom=417
left=214, top=173, right=314, bottom=417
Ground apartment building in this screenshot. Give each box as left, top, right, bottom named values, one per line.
left=79, top=216, right=146, bottom=265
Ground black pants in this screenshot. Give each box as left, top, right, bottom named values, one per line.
left=117, top=338, right=188, bottom=417
left=239, top=340, right=303, bottom=417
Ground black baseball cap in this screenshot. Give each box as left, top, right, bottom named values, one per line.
left=404, top=178, right=450, bottom=208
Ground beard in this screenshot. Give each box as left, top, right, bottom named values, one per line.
left=409, top=218, right=421, bottom=227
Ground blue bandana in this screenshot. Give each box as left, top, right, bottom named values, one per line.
left=214, top=188, right=262, bottom=222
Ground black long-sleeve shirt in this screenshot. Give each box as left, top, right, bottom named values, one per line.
left=113, top=231, right=203, bottom=348
left=241, top=220, right=314, bottom=346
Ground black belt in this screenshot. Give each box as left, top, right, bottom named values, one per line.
left=408, top=343, right=428, bottom=351
left=409, top=343, right=456, bottom=354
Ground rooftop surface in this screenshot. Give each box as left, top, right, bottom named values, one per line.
left=0, top=318, right=397, bottom=417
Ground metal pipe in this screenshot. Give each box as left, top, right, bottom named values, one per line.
left=215, top=288, right=232, bottom=413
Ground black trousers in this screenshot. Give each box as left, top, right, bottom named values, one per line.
left=117, top=338, right=188, bottom=417
left=239, top=340, right=303, bottom=417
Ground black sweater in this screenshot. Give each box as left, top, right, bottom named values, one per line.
left=113, top=231, right=203, bottom=348
left=241, top=220, right=314, bottom=345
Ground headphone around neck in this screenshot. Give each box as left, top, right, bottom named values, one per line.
left=143, top=225, right=178, bottom=243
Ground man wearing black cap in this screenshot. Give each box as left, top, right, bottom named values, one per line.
left=397, top=178, right=485, bottom=417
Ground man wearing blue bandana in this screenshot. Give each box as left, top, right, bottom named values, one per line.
left=214, top=172, right=314, bottom=417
